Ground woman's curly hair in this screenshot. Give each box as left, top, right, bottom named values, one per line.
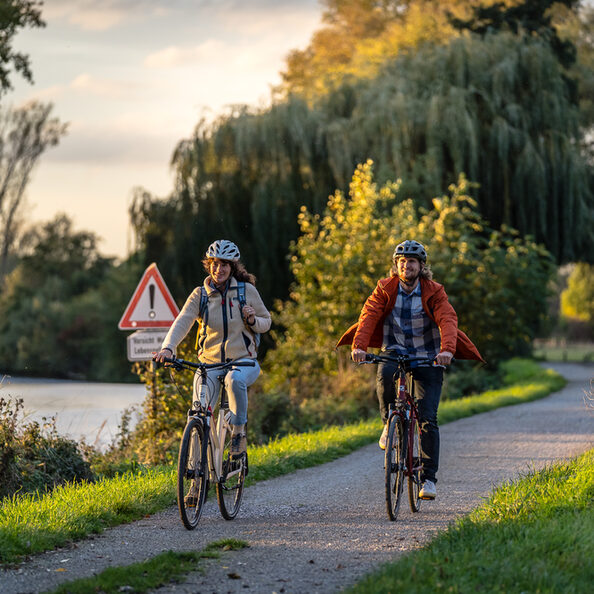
left=202, top=257, right=257, bottom=285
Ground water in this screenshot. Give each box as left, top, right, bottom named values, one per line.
left=1, top=376, right=147, bottom=449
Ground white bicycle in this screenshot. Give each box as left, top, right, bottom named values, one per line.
left=163, top=356, right=254, bottom=530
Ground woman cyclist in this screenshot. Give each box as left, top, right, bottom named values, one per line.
left=154, top=239, right=271, bottom=457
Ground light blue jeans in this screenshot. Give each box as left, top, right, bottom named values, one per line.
left=192, top=359, right=261, bottom=426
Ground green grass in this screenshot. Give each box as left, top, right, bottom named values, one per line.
left=438, top=360, right=566, bottom=425
left=348, top=449, right=594, bottom=593
left=0, top=359, right=567, bottom=565
left=48, top=539, right=248, bottom=594
left=533, top=341, right=594, bottom=363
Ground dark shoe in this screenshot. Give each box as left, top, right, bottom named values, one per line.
left=231, top=433, right=247, bottom=458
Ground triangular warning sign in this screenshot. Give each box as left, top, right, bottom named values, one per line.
left=118, top=263, right=180, bottom=329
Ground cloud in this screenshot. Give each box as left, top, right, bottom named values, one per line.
left=42, top=0, right=174, bottom=32
left=144, top=40, right=230, bottom=69
left=45, top=120, right=174, bottom=166
left=70, top=74, right=142, bottom=99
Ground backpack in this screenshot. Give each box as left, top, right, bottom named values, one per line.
left=197, top=281, right=261, bottom=349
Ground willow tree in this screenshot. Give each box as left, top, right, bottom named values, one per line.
left=137, top=101, right=339, bottom=305
left=134, top=29, right=591, bottom=312
left=345, top=31, right=593, bottom=262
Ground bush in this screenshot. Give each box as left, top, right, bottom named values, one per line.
left=0, top=392, right=94, bottom=500
left=442, top=362, right=501, bottom=401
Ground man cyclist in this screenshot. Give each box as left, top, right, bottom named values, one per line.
left=337, top=240, right=484, bottom=500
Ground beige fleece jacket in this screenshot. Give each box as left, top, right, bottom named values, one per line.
left=161, top=276, right=271, bottom=363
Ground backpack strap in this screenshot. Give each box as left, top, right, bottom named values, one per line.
left=199, top=287, right=209, bottom=322
left=195, top=287, right=209, bottom=350
left=236, top=281, right=247, bottom=310
left=237, top=281, right=261, bottom=348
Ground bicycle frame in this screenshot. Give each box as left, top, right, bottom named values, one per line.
left=164, top=355, right=254, bottom=528
left=390, top=364, right=422, bottom=484
left=362, top=352, right=428, bottom=519
left=190, top=367, right=244, bottom=486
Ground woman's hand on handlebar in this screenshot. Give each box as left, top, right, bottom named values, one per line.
left=351, top=348, right=368, bottom=363
left=153, top=348, right=174, bottom=363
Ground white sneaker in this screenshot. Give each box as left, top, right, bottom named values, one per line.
left=419, top=480, right=437, bottom=500
left=378, top=424, right=388, bottom=450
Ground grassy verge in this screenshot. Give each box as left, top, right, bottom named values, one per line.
left=49, top=539, right=248, bottom=594
left=348, top=449, right=594, bottom=593
left=0, top=359, right=566, bottom=565
left=438, top=359, right=566, bottom=424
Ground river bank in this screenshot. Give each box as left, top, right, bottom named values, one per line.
left=0, top=376, right=146, bottom=449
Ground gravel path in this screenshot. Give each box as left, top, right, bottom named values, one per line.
left=2, top=362, right=592, bottom=594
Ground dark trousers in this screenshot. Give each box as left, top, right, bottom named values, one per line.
left=376, top=362, right=444, bottom=484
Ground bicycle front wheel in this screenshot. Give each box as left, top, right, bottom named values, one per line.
left=408, top=417, right=422, bottom=513
left=216, top=429, right=246, bottom=520
left=385, top=414, right=406, bottom=521
left=177, top=417, right=208, bottom=530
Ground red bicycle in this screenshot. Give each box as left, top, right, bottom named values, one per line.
left=363, top=353, right=434, bottom=521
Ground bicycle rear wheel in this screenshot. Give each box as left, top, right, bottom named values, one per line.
left=385, top=413, right=406, bottom=521
left=216, top=428, right=246, bottom=520
left=408, top=417, right=422, bottom=513
left=177, top=417, right=208, bottom=530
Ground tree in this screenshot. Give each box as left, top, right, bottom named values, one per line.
left=0, top=214, right=119, bottom=379
left=0, top=0, right=45, bottom=95
left=449, top=0, right=579, bottom=69
left=560, top=262, right=594, bottom=329
left=0, top=101, right=67, bottom=280
left=264, top=162, right=555, bottom=400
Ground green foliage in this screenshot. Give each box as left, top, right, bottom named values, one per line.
left=265, top=162, right=555, bottom=401
left=0, top=0, right=45, bottom=94
left=0, top=465, right=175, bottom=564
left=0, top=394, right=94, bottom=500
left=349, top=449, right=593, bottom=593
left=560, top=262, right=594, bottom=328
left=449, top=0, right=579, bottom=69
left=0, top=214, right=144, bottom=381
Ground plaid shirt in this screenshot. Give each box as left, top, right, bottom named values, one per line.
left=382, top=282, right=441, bottom=366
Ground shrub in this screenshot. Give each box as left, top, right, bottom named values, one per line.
left=0, top=392, right=94, bottom=499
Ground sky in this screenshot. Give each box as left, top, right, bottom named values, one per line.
left=7, top=0, right=323, bottom=259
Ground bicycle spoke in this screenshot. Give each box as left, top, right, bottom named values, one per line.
left=177, top=418, right=208, bottom=530
left=216, top=428, right=246, bottom=520
left=385, top=415, right=406, bottom=521
left=408, top=417, right=422, bottom=513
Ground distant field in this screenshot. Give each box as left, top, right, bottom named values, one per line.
left=533, top=341, right=594, bottom=363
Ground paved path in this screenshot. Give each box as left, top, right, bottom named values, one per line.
left=1, top=363, right=592, bottom=594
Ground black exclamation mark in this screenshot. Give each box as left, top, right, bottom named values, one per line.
left=148, top=283, right=156, bottom=319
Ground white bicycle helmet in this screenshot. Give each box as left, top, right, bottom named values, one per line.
left=393, top=240, right=427, bottom=263
left=206, top=239, right=241, bottom=262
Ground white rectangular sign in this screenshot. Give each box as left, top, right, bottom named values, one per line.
left=126, top=329, right=168, bottom=362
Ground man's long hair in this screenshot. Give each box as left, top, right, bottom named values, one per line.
left=390, top=262, right=433, bottom=280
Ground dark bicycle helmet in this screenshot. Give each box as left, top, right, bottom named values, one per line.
left=393, top=240, right=427, bottom=263
left=206, top=239, right=241, bottom=262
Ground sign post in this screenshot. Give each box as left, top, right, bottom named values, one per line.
left=119, top=263, right=179, bottom=459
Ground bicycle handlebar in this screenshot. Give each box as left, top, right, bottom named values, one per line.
left=362, top=352, right=443, bottom=368
left=159, top=356, right=256, bottom=373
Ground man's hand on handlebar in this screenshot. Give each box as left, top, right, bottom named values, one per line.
left=153, top=348, right=174, bottom=363
left=435, top=351, right=453, bottom=366
left=351, top=348, right=368, bottom=363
